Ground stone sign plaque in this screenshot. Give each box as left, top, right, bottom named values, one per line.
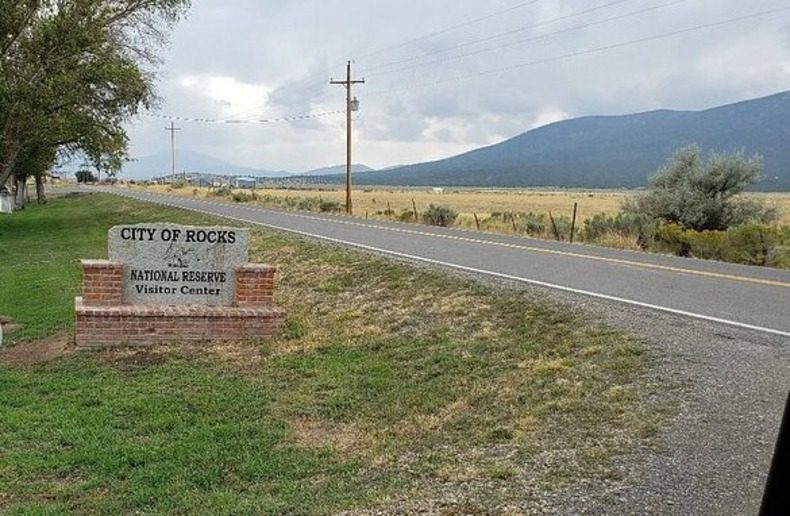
left=108, top=223, right=249, bottom=306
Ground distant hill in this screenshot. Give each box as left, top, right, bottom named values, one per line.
left=340, top=91, right=790, bottom=190
left=121, top=150, right=292, bottom=180
left=300, top=164, right=374, bottom=176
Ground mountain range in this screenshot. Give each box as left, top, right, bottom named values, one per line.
left=338, top=90, right=790, bottom=190
left=120, top=150, right=374, bottom=180
left=299, top=164, right=375, bottom=176
left=120, top=91, right=790, bottom=190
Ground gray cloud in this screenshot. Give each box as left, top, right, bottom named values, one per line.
left=125, top=0, right=790, bottom=171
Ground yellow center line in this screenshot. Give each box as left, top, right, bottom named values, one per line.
left=255, top=204, right=790, bottom=289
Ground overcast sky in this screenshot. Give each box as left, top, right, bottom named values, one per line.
left=124, top=0, right=790, bottom=173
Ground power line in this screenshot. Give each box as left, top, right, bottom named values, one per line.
left=355, top=0, right=542, bottom=62
left=360, top=0, right=634, bottom=74
left=367, top=5, right=790, bottom=97
left=144, top=110, right=345, bottom=124
left=366, top=0, right=687, bottom=80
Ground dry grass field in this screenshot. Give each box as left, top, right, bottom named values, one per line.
left=130, top=183, right=790, bottom=226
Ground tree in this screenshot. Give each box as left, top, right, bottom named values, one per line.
left=626, top=146, right=776, bottom=231
left=0, top=0, right=191, bottom=203
left=76, top=170, right=97, bottom=184
left=11, top=139, right=56, bottom=208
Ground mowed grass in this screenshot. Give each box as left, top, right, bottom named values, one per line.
left=0, top=194, right=666, bottom=513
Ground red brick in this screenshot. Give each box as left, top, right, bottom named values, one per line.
left=74, top=297, right=285, bottom=348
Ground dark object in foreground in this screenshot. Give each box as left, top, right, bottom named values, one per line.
left=760, top=390, right=790, bottom=515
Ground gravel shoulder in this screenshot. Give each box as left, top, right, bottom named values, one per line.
left=281, top=236, right=789, bottom=514
left=479, top=276, right=789, bottom=515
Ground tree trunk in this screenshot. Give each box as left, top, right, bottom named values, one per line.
left=14, top=176, right=26, bottom=210
left=0, top=160, right=15, bottom=191
left=0, top=143, right=22, bottom=190
left=35, top=175, right=47, bottom=204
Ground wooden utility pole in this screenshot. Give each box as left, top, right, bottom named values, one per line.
left=165, top=122, right=181, bottom=183
left=331, top=61, right=364, bottom=215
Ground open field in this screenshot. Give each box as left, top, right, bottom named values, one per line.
left=129, top=183, right=790, bottom=226
left=119, top=183, right=790, bottom=267
left=0, top=193, right=666, bottom=513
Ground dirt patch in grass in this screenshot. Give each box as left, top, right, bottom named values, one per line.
left=287, top=416, right=372, bottom=455
left=0, top=333, right=71, bottom=366
left=96, top=340, right=265, bottom=374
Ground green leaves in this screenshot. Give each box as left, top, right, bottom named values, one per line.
left=629, top=146, right=775, bottom=231
left=0, top=0, right=191, bottom=187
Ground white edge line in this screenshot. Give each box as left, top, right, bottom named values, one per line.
left=105, top=189, right=790, bottom=340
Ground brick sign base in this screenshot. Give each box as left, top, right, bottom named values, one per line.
left=75, top=261, right=285, bottom=348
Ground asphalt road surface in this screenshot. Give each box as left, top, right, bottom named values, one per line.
left=95, top=186, right=790, bottom=338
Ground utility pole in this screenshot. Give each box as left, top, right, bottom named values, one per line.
left=165, top=121, right=181, bottom=183
left=331, top=61, right=364, bottom=215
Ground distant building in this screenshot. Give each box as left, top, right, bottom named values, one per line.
left=235, top=176, right=256, bottom=189
left=432, top=187, right=444, bottom=194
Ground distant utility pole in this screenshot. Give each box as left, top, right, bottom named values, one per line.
left=165, top=121, right=181, bottom=183
left=331, top=61, right=364, bottom=215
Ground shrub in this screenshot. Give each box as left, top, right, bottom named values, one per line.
left=625, top=146, right=775, bottom=231
left=210, top=186, right=233, bottom=197
left=654, top=223, right=790, bottom=267
left=231, top=191, right=257, bottom=203
left=726, top=225, right=783, bottom=266
left=514, top=212, right=546, bottom=236
left=479, top=212, right=541, bottom=235
left=296, top=197, right=318, bottom=211
left=655, top=223, right=690, bottom=256
left=479, top=213, right=511, bottom=233
left=318, top=199, right=343, bottom=213
left=423, top=204, right=458, bottom=227
left=584, top=212, right=657, bottom=250
left=594, top=231, right=643, bottom=251
left=683, top=230, right=729, bottom=261
left=398, top=209, right=417, bottom=223
left=171, top=178, right=187, bottom=189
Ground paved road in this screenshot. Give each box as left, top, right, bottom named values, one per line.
left=96, top=186, right=790, bottom=338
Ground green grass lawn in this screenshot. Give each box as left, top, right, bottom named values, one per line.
left=0, top=193, right=666, bottom=513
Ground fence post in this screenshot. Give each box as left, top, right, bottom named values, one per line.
left=510, top=212, right=518, bottom=233
left=549, top=211, right=561, bottom=241
left=570, top=202, right=578, bottom=244
left=474, top=213, right=481, bottom=231
left=412, top=199, right=419, bottom=221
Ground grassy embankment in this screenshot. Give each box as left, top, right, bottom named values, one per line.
left=0, top=193, right=666, bottom=513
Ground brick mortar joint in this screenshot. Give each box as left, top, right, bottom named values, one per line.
left=81, top=259, right=124, bottom=268
left=237, top=264, right=276, bottom=273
